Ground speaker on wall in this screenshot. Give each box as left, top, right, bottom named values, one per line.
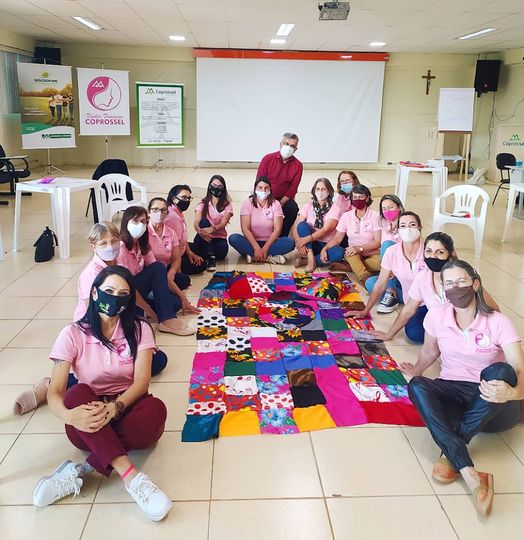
left=474, top=59, right=501, bottom=96
left=34, top=46, right=61, bottom=65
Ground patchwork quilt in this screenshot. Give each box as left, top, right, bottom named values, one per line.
left=182, top=271, right=423, bottom=441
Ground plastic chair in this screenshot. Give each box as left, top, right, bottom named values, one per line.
left=433, top=185, right=489, bottom=257
left=493, top=153, right=516, bottom=205
left=0, top=145, right=30, bottom=204
left=95, top=174, right=147, bottom=222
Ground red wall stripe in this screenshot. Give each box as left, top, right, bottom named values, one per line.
left=193, top=49, right=389, bottom=62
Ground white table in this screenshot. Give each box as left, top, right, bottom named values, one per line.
left=395, top=165, right=448, bottom=206
left=502, top=182, right=524, bottom=242
left=13, top=178, right=99, bottom=259
left=509, top=166, right=524, bottom=213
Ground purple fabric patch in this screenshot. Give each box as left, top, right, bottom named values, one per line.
left=320, top=308, right=345, bottom=320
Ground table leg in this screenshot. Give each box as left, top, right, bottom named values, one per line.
left=502, top=186, right=518, bottom=242
left=62, top=188, right=71, bottom=259
left=397, top=168, right=408, bottom=205
left=51, top=189, right=65, bottom=258
left=12, top=186, right=22, bottom=252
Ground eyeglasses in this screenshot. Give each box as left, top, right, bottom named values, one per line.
left=150, top=207, right=168, bottom=214
left=176, top=195, right=193, bottom=202
left=443, top=278, right=473, bottom=290
left=95, top=239, right=119, bottom=248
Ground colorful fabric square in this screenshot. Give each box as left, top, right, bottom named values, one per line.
left=192, top=352, right=226, bottom=370
left=224, top=361, right=257, bottom=376
left=251, top=327, right=278, bottom=338
left=342, top=369, right=376, bottom=385
left=349, top=382, right=390, bottom=402
left=189, top=383, right=224, bottom=403
left=369, top=369, right=407, bottom=386
left=339, top=291, right=361, bottom=303
left=360, top=402, right=424, bottom=426
left=279, top=342, right=308, bottom=358
left=259, top=408, right=299, bottom=434
left=256, top=374, right=290, bottom=394
left=290, top=385, right=327, bottom=407
left=226, top=349, right=253, bottom=362
left=186, top=400, right=227, bottom=415
left=196, top=339, right=227, bottom=353
left=226, top=333, right=251, bottom=351
left=197, top=326, right=227, bottom=340
left=321, top=318, right=348, bottom=332
left=250, top=337, right=280, bottom=350
left=197, top=296, right=222, bottom=310
left=296, top=276, right=345, bottom=303
left=381, top=384, right=411, bottom=403
left=287, top=368, right=317, bottom=387
left=282, top=354, right=312, bottom=371
left=293, top=405, right=336, bottom=432
left=182, top=414, right=222, bottom=441
left=327, top=332, right=361, bottom=355
left=363, top=354, right=398, bottom=370
left=309, top=354, right=336, bottom=368
left=255, top=360, right=286, bottom=375
left=277, top=328, right=304, bottom=342
left=319, top=308, right=345, bottom=320
left=197, top=309, right=227, bottom=327
left=219, top=410, right=261, bottom=436
left=190, top=365, right=223, bottom=385
left=301, top=330, right=328, bottom=341
left=223, top=375, right=259, bottom=396
left=251, top=347, right=282, bottom=362
left=224, top=393, right=262, bottom=411
left=260, top=392, right=294, bottom=410
left=334, top=354, right=366, bottom=369
left=293, top=272, right=314, bottom=289
left=351, top=330, right=380, bottom=342
left=227, top=274, right=273, bottom=299
left=226, top=316, right=251, bottom=327
left=300, top=316, right=324, bottom=331
left=306, top=341, right=332, bottom=356
left=346, top=318, right=374, bottom=332
left=358, top=341, right=391, bottom=357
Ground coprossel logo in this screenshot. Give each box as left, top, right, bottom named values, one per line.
left=87, top=76, right=122, bottom=111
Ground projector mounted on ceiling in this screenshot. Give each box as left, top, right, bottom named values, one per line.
left=318, top=1, right=350, bottom=21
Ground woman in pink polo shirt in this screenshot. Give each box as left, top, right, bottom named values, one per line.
left=320, top=184, right=381, bottom=283
left=33, top=265, right=171, bottom=521
left=192, top=175, right=234, bottom=272
left=293, top=177, right=343, bottom=272
left=229, top=176, right=295, bottom=264
left=334, top=170, right=360, bottom=213
left=118, top=206, right=194, bottom=336
left=166, top=184, right=207, bottom=274
left=347, top=211, right=427, bottom=342
left=402, top=260, right=524, bottom=517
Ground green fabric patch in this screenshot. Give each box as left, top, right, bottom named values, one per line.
left=369, top=369, right=407, bottom=386
left=224, top=361, right=257, bottom=376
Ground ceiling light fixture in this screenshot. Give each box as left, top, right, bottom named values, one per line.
left=169, top=35, right=186, bottom=41
left=276, top=23, right=295, bottom=36
left=457, top=28, right=496, bottom=40
left=270, top=38, right=286, bottom=45
left=72, top=16, right=102, bottom=30
left=369, top=41, right=386, bottom=47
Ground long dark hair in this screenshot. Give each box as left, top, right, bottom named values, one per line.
left=77, top=265, right=150, bottom=360
left=167, top=184, right=191, bottom=207
left=440, top=259, right=494, bottom=316
left=424, top=232, right=455, bottom=256
left=120, top=206, right=150, bottom=254
left=201, top=174, right=231, bottom=218
left=250, top=176, right=275, bottom=208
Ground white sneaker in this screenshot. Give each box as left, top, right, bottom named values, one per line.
left=245, top=254, right=253, bottom=264
left=126, top=472, right=172, bottom=522
left=376, top=291, right=399, bottom=313
left=267, top=255, right=286, bottom=265
left=32, top=460, right=83, bottom=507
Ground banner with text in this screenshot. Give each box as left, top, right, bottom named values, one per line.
left=16, top=63, right=76, bottom=149
left=136, top=82, right=184, bottom=147
left=77, top=68, right=130, bottom=136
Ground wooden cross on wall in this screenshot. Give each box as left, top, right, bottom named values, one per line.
left=422, top=70, right=436, bottom=95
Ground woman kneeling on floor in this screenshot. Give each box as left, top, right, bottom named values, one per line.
left=401, top=259, right=524, bottom=517
left=33, top=265, right=171, bottom=521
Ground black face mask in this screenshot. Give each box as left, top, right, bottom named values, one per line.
left=95, top=287, right=130, bottom=317
left=424, top=257, right=448, bottom=273
left=209, top=185, right=224, bottom=197
left=176, top=199, right=190, bottom=212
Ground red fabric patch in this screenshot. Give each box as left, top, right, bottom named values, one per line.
left=360, top=401, right=425, bottom=426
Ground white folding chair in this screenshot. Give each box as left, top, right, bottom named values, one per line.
left=95, top=173, right=147, bottom=222
left=433, top=185, right=489, bottom=257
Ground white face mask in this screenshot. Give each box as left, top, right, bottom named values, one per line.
left=398, top=228, right=421, bottom=244
left=255, top=190, right=269, bottom=201
left=315, top=191, right=329, bottom=202
left=149, top=212, right=166, bottom=225
left=127, top=222, right=147, bottom=239
left=95, top=243, right=120, bottom=262
left=280, top=144, right=295, bottom=159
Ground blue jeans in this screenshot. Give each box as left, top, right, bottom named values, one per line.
left=296, top=221, right=345, bottom=265
left=404, top=305, right=428, bottom=344
left=193, top=218, right=229, bottom=261
left=132, top=262, right=181, bottom=322
left=365, top=241, right=402, bottom=299
left=229, top=233, right=295, bottom=256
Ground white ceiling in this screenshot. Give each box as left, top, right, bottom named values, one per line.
left=0, top=0, right=523, bottom=54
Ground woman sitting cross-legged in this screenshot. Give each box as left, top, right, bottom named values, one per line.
left=32, top=266, right=171, bottom=522
left=229, top=176, right=295, bottom=264
left=402, top=260, right=524, bottom=517
left=293, top=177, right=343, bottom=272
left=193, top=174, right=234, bottom=272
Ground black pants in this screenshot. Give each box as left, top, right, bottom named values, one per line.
left=280, top=198, right=299, bottom=238
left=172, top=271, right=191, bottom=290
left=193, top=218, right=229, bottom=261
left=408, top=362, right=521, bottom=471
left=181, top=242, right=207, bottom=274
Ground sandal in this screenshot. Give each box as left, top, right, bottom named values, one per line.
left=13, top=377, right=51, bottom=416
left=432, top=457, right=458, bottom=484
left=473, top=472, right=494, bottom=517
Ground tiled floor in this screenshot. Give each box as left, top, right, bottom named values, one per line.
left=0, top=166, right=524, bottom=539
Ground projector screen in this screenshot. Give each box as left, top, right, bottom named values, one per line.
left=196, top=58, right=385, bottom=163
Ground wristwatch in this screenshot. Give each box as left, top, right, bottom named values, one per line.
left=359, top=246, right=364, bottom=253
left=113, top=400, right=125, bottom=419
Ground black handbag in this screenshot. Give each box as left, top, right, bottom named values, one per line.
left=33, top=226, right=58, bottom=262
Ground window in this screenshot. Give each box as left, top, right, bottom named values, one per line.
left=0, top=50, right=32, bottom=114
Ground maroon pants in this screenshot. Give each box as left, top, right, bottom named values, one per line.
left=64, top=383, right=167, bottom=476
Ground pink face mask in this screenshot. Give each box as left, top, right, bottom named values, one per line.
left=383, top=209, right=400, bottom=222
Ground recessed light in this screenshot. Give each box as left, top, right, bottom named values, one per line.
left=169, top=35, right=186, bottom=41
left=369, top=41, right=386, bottom=47
left=72, top=16, right=102, bottom=30
left=276, top=23, right=295, bottom=36
left=270, top=38, right=286, bottom=45
left=457, top=28, right=496, bottom=40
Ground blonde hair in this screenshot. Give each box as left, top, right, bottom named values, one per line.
left=88, top=222, right=120, bottom=244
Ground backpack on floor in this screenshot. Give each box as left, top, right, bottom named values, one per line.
left=33, top=226, right=58, bottom=262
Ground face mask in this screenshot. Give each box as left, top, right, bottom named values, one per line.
left=280, top=144, right=294, bottom=159
left=315, top=191, right=329, bottom=202
left=340, top=184, right=353, bottom=194
left=351, top=199, right=367, bottom=210
left=255, top=190, right=269, bottom=201
left=445, top=285, right=476, bottom=309
left=398, top=228, right=421, bottom=243
left=95, top=243, right=120, bottom=262
left=424, top=257, right=448, bottom=273
left=95, top=286, right=130, bottom=317
left=149, top=211, right=166, bottom=225
left=383, top=209, right=400, bottom=222
left=127, top=221, right=147, bottom=239
left=209, top=185, right=224, bottom=197
left=176, top=199, right=190, bottom=212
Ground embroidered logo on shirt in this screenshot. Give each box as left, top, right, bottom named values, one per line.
left=117, top=343, right=133, bottom=363
left=475, top=332, right=491, bottom=349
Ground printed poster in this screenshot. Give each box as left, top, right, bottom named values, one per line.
left=16, top=63, right=76, bottom=149
left=77, top=68, right=130, bottom=136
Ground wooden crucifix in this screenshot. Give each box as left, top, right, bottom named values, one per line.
left=422, top=70, right=436, bottom=95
